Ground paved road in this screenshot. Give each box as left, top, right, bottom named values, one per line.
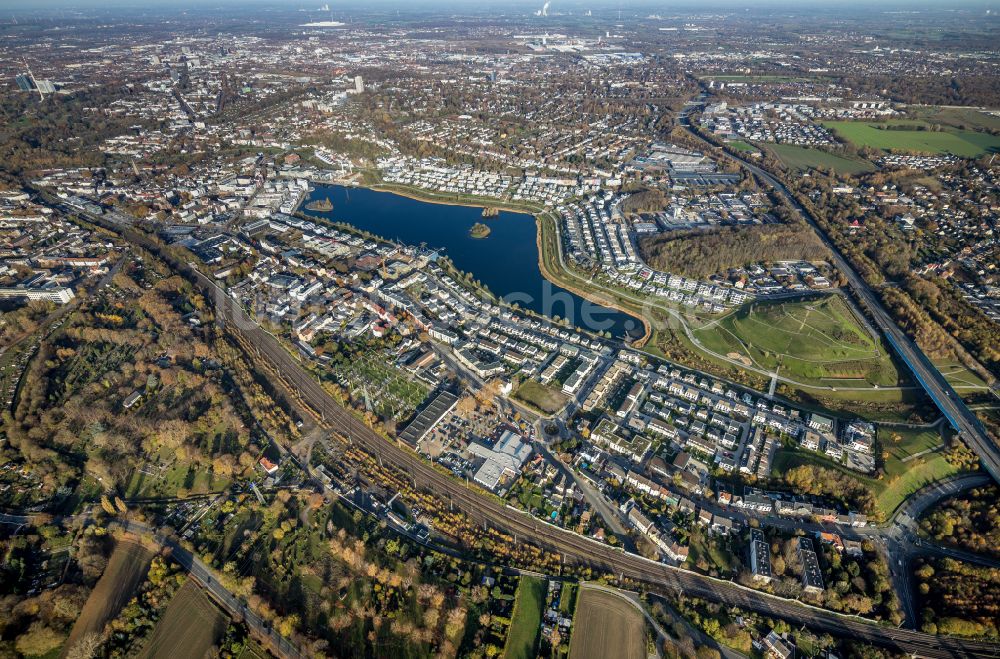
left=532, top=428, right=633, bottom=543
left=0, top=512, right=302, bottom=657
left=118, top=521, right=303, bottom=659
left=195, top=272, right=1000, bottom=657
left=677, top=105, right=1000, bottom=484
left=48, top=191, right=1000, bottom=657
left=892, top=472, right=992, bottom=532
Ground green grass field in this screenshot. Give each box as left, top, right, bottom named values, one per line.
left=882, top=426, right=943, bottom=463
left=559, top=582, right=578, bottom=615
left=513, top=380, right=569, bottom=415
left=726, top=140, right=760, bottom=153
left=932, top=359, right=993, bottom=393
left=125, top=452, right=229, bottom=499
left=767, top=144, right=876, bottom=175
left=907, top=106, right=1000, bottom=133
left=503, top=576, right=546, bottom=659
left=822, top=120, right=1000, bottom=157
left=691, top=296, right=902, bottom=388
left=686, top=528, right=734, bottom=575
left=771, top=425, right=961, bottom=520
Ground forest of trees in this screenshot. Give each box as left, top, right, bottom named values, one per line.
left=621, top=188, right=668, bottom=214
left=0, top=524, right=112, bottom=656
left=913, top=558, right=1000, bottom=638
left=781, top=464, right=877, bottom=515
left=0, top=266, right=259, bottom=502
left=834, top=74, right=1000, bottom=111
left=919, top=486, right=1000, bottom=560
left=0, top=300, right=54, bottom=348
left=0, top=83, right=154, bottom=182
left=638, top=223, right=829, bottom=279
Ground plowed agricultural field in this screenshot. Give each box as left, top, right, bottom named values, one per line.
left=568, top=587, right=646, bottom=659
left=139, top=580, right=227, bottom=659
left=62, top=540, right=153, bottom=658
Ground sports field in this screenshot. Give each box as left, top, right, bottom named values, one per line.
left=767, top=144, right=876, bottom=175
left=139, top=581, right=227, bottom=659
left=568, top=587, right=646, bottom=659
left=822, top=120, right=1000, bottom=157
left=692, top=295, right=902, bottom=388
left=503, top=576, right=545, bottom=659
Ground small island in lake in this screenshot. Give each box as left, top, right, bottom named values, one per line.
left=482, top=207, right=499, bottom=218
left=469, top=222, right=491, bottom=239
left=305, top=197, right=334, bottom=212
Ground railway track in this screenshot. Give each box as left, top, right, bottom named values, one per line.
left=66, top=202, right=1000, bottom=659
left=202, top=273, right=1000, bottom=659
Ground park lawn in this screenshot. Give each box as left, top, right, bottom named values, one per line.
left=878, top=450, right=962, bottom=519
left=510, top=482, right=554, bottom=518
left=822, top=120, right=1000, bottom=157
left=771, top=433, right=963, bottom=520
left=766, top=144, right=875, bottom=175
left=652, top=311, right=924, bottom=422
left=692, top=296, right=902, bottom=388
left=125, top=457, right=228, bottom=499
left=881, top=426, right=944, bottom=463
left=513, top=379, right=569, bottom=415
left=686, top=528, right=734, bottom=575
left=932, top=358, right=993, bottom=394
left=503, top=576, right=546, bottom=659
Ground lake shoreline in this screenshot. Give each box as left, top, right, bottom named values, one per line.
left=299, top=182, right=647, bottom=339
left=358, top=184, right=650, bottom=342
left=368, top=183, right=543, bottom=215
left=533, top=212, right=652, bottom=346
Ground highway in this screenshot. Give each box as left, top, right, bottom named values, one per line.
left=676, top=105, right=1000, bottom=484
left=191, top=267, right=1000, bottom=658
left=40, top=189, right=1000, bottom=657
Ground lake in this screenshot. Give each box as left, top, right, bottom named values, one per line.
left=300, top=184, right=642, bottom=338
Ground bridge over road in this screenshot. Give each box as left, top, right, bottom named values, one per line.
left=677, top=103, right=1000, bottom=485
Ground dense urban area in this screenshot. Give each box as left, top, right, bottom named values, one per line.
left=0, top=1, right=999, bottom=659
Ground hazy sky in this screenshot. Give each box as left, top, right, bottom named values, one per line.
left=0, top=0, right=996, bottom=8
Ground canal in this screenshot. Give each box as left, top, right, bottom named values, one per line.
left=300, top=184, right=642, bottom=338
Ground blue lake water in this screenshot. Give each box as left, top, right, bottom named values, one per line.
left=301, top=184, right=642, bottom=338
